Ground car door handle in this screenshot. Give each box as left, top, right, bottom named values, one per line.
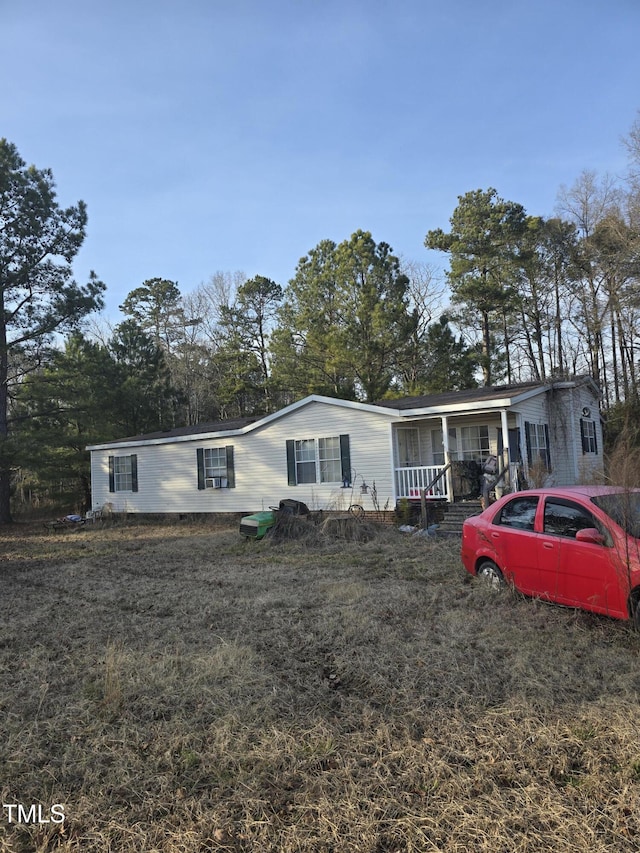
left=543, top=542, right=554, bottom=549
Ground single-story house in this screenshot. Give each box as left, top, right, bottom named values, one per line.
left=87, top=376, right=603, bottom=516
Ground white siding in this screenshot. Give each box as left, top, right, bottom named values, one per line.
left=547, top=388, right=575, bottom=485
left=90, top=400, right=397, bottom=515
left=565, top=383, right=603, bottom=483
left=512, top=394, right=552, bottom=484
left=512, top=383, right=603, bottom=486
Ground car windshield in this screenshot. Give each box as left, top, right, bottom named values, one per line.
left=592, top=492, right=640, bottom=538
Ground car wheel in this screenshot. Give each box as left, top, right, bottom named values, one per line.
left=630, top=593, right=640, bottom=631
left=477, top=560, right=505, bottom=589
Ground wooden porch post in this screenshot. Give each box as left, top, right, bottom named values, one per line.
left=442, top=415, right=454, bottom=502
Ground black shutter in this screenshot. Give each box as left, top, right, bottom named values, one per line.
left=580, top=418, right=587, bottom=454
left=340, top=434, right=351, bottom=485
left=108, top=456, right=115, bottom=493
left=524, top=422, right=532, bottom=466
left=197, top=448, right=205, bottom=490
left=543, top=424, right=551, bottom=470
left=286, top=440, right=297, bottom=485
left=130, top=455, right=138, bottom=492
left=225, top=446, right=235, bottom=488
left=593, top=421, right=598, bottom=455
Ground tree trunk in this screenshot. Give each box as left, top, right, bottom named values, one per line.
left=610, top=303, right=620, bottom=404
left=533, top=310, right=546, bottom=381
left=617, top=310, right=632, bottom=399
left=0, top=470, right=12, bottom=524
left=0, top=295, right=12, bottom=524
left=482, top=310, right=492, bottom=386
left=554, top=278, right=564, bottom=375
left=519, top=305, right=541, bottom=381
left=502, top=312, right=512, bottom=384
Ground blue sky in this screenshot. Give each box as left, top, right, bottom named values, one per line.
left=3, top=0, right=639, bottom=323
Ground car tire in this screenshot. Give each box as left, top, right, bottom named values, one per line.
left=630, top=593, right=640, bottom=631
left=477, top=560, right=505, bottom=589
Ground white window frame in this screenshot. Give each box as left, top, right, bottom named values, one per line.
left=294, top=436, right=343, bottom=484
left=318, top=437, right=341, bottom=483
left=295, top=439, right=317, bottom=484
left=203, top=447, right=227, bottom=482
left=458, top=425, right=490, bottom=462
left=581, top=419, right=597, bottom=454
left=113, top=455, right=133, bottom=492
left=529, top=423, right=549, bottom=466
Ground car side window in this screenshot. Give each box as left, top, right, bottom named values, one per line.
left=495, top=496, right=539, bottom=531
left=543, top=499, right=597, bottom=538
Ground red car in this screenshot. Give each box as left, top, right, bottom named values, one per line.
left=461, top=486, right=640, bottom=627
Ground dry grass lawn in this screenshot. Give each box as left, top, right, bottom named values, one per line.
left=1, top=517, right=640, bottom=851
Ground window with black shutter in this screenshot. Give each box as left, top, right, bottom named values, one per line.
left=108, top=454, right=138, bottom=492
left=196, top=446, right=236, bottom=489
left=580, top=419, right=597, bottom=454
left=524, top=421, right=551, bottom=470
left=286, top=435, right=350, bottom=485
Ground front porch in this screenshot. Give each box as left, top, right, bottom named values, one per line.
left=393, top=413, right=525, bottom=503
left=394, top=461, right=521, bottom=502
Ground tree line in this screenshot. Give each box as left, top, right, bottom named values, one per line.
left=2, top=114, right=640, bottom=519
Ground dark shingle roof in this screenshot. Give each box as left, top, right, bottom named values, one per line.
left=373, top=381, right=544, bottom=410
left=99, top=416, right=259, bottom=445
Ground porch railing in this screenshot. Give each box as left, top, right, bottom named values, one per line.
left=395, top=465, right=449, bottom=501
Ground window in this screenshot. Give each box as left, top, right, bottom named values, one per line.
left=431, top=428, right=458, bottom=465
left=495, top=495, right=539, bottom=531
left=458, top=425, right=490, bottom=462
left=543, top=498, right=597, bottom=539
left=525, top=422, right=551, bottom=469
left=286, top=435, right=350, bottom=486
left=114, top=456, right=133, bottom=491
left=108, top=454, right=138, bottom=492
left=580, top=418, right=597, bottom=454
left=318, top=437, right=342, bottom=483
left=204, top=448, right=227, bottom=480
left=398, top=428, right=421, bottom=467
left=196, top=446, right=235, bottom=489
left=295, top=439, right=317, bottom=484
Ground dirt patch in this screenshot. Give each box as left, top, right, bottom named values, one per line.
left=1, top=520, right=640, bottom=851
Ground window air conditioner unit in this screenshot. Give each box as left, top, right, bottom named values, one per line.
left=205, top=477, right=228, bottom=489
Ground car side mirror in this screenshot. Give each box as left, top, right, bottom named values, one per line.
left=575, top=528, right=605, bottom=545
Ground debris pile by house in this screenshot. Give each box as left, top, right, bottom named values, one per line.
left=239, top=499, right=377, bottom=543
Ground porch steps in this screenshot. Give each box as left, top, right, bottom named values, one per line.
left=437, top=501, right=483, bottom=535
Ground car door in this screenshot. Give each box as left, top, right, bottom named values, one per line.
left=540, top=497, right=626, bottom=617
left=488, top=495, right=541, bottom=594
